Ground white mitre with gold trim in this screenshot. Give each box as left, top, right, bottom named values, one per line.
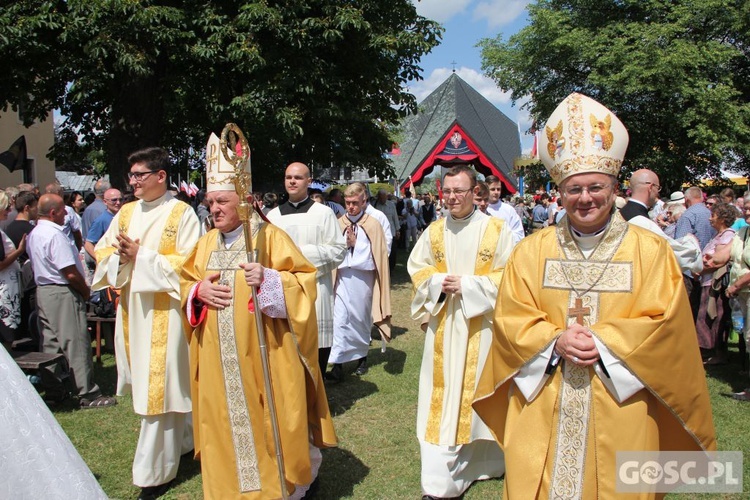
left=205, top=132, right=251, bottom=193
left=539, top=93, right=628, bottom=185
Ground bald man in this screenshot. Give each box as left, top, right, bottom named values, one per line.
left=620, top=169, right=702, bottom=277
left=26, top=194, right=115, bottom=408
left=84, top=188, right=123, bottom=261
left=619, top=169, right=661, bottom=221
left=267, top=162, right=346, bottom=376
left=45, top=182, right=83, bottom=250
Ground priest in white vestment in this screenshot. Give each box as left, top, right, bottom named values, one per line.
left=267, top=162, right=346, bottom=376
left=330, top=182, right=390, bottom=380
left=93, top=147, right=200, bottom=498
left=408, top=165, right=514, bottom=499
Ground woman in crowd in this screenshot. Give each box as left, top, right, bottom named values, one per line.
left=66, top=190, right=85, bottom=229
left=662, top=203, right=686, bottom=238
left=720, top=187, right=743, bottom=216
left=705, top=194, right=719, bottom=210
left=726, top=193, right=750, bottom=399
left=67, top=190, right=85, bottom=215
left=699, top=202, right=737, bottom=365
left=0, top=191, right=25, bottom=350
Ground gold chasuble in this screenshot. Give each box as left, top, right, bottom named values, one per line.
left=474, top=214, right=716, bottom=500
left=180, top=224, right=337, bottom=499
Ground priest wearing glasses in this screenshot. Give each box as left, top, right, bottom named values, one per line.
left=473, top=93, right=716, bottom=499
left=408, top=164, right=515, bottom=499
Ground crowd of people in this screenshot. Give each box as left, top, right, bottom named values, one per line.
left=1, top=92, right=733, bottom=499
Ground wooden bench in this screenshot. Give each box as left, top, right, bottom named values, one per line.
left=87, top=313, right=116, bottom=363
left=10, top=350, right=70, bottom=402
left=11, top=337, right=38, bottom=352
left=11, top=350, right=66, bottom=372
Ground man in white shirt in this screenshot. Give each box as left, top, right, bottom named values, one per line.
left=45, top=183, right=83, bottom=251
left=27, top=194, right=115, bottom=409
left=485, top=175, right=525, bottom=243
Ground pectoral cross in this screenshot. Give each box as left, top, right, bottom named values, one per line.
left=568, top=297, right=590, bottom=326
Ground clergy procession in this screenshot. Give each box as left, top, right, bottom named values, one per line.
left=5, top=87, right=743, bottom=500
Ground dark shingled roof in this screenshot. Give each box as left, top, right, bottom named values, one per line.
left=393, top=73, right=520, bottom=190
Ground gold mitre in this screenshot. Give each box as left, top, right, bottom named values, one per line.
left=539, top=92, right=628, bottom=185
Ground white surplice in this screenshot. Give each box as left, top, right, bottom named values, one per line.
left=268, top=202, right=346, bottom=348
left=330, top=213, right=377, bottom=363
left=408, top=209, right=514, bottom=498
left=487, top=200, right=525, bottom=244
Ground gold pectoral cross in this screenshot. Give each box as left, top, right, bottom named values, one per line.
left=568, top=297, right=591, bottom=326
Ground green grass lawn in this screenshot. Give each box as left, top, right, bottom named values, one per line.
left=53, top=253, right=750, bottom=499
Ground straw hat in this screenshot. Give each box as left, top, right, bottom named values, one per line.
left=667, top=191, right=686, bottom=205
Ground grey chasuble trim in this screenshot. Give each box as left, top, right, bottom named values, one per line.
left=547, top=213, right=632, bottom=500
left=207, top=233, right=260, bottom=493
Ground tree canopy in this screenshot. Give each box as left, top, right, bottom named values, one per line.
left=0, top=1, right=442, bottom=189
left=479, top=0, right=750, bottom=191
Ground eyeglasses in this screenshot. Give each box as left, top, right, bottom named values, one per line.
left=127, top=171, right=157, bottom=181
left=645, top=181, right=661, bottom=192
left=706, top=201, right=716, bottom=206
left=105, top=198, right=123, bottom=203
left=562, top=183, right=612, bottom=197
left=443, top=188, right=472, bottom=197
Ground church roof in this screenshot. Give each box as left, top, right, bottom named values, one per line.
left=392, top=73, right=520, bottom=191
